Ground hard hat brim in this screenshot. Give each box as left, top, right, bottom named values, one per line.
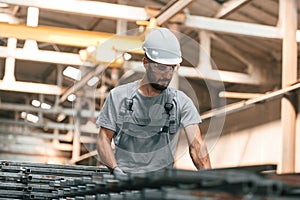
left=144, top=48, right=182, bottom=65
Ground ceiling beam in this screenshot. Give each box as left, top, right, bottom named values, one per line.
left=219, top=91, right=262, bottom=99
left=0, top=1, right=286, bottom=42
left=0, top=80, right=63, bottom=95
left=0, top=22, right=144, bottom=51
left=184, top=15, right=281, bottom=39
left=0, top=7, right=291, bottom=45
left=0, top=47, right=94, bottom=67
left=201, top=81, right=300, bottom=120
left=214, top=0, right=253, bottom=19
left=0, top=45, right=262, bottom=86
left=156, top=0, right=194, bottom=25
left=0, top=0, right=148, bottom=21
left=0, top=47, right=123, bottom=67
left=125, top=61, right=260, bottom=85
left=0, top=5, right=283, bottom=43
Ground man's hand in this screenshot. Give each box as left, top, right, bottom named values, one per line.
left=113, top=166, right=127, bottom=178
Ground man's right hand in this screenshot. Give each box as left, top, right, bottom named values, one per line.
left=113, top=166, right=127, bottom=178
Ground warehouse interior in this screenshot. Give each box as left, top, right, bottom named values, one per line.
left=0, top=0, right=300, bottom=199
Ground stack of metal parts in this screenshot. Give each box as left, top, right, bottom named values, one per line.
left=0, top=160, right=300, bottom=200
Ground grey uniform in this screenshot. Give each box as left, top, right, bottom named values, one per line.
left=96, top=80, right=201, bottom=173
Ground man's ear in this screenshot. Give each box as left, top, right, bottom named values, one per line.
left=143, top=57, right=149, bottom=70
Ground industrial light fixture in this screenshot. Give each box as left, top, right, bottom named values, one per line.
left=57, top=113, right=66, bottom=122
left=31, top=99, right=41, bottom=107
left=31, top=100, right=52, bottom=109
left=123, top=52, right=132, bottom=61
left=63, top=66, right=81, bottom=81
left=87, top=46, right=96, bottom=53
left=27, top=7, right=39, bottom=27
left=87, top=76, right=99, bottom=86
left=21, top=112, right=39, bottom=123
left=41, top=103, right=51, bottom=109
left=67, top=94, right=76, bottom=102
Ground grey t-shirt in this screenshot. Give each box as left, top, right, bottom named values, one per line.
left=96, top=80, right=201, bottom=173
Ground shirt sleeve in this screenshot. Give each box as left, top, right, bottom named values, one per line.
left=177, top=91, right=202, bottom=128
left=96, top=91, right=117, bottom=132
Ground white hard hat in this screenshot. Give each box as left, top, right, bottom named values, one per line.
left=142, top=28, right=182, bottom=65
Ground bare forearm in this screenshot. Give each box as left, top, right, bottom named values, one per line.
left=190, top=143, right=212, bottom=170
left=184, top=124, right=212, bottom=170
left=97, top=134, right=117, bottom=171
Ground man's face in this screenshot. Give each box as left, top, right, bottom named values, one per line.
left=146, top=59, right=177, bottom=91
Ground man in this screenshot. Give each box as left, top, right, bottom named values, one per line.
left=96, top=28, right=211, bottom=176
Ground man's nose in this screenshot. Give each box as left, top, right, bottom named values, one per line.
left=164, top=71, right=173, bottom=79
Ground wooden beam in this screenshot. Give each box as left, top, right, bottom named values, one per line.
left=184, top=15, right=281, bottom=39
left=179, top=67, right=259, bottom=84
left=214, top=0, right=253, bottom=19
left=156, top=0, right=194, bottom=25
left=219, top=91, right=262, bottom=99
left=205, top=69, right=260, bottom=85
left=144, top=7, right=185, bottom=23
left=278, top=0, right=297, bottom=174
left=69, top=150, right=97, bottom=164
left=201, top=81, right=300, bottom=120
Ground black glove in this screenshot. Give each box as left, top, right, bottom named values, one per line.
left=113, top=166, right=127, bottom=178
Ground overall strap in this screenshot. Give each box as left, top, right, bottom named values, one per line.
left=163, top=87, right=177, bottom=134
left=118, top=81, right=138, bottom=118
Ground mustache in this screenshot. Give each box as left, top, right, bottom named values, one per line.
left=158, top=78, right=171, bottom=82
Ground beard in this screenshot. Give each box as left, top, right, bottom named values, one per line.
left=146, top=67, right=170, bottom=91
left=150, top=82, right=167, bottom=91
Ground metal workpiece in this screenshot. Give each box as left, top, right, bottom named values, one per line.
left=0, top=160, right=108, bottom=173
left=1, top=165, right=103, bottom=176
left=0, top=160, right=107, bottom=199
left=0, top=161, right=300, bottom=199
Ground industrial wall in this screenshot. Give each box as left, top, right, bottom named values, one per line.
left=175, top=98, right=300, bottom=173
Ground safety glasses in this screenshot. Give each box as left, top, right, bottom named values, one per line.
left=149, top=62, right=178, bottom=74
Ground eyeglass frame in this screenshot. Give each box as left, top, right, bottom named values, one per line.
left=147, top=60, right=179, bottom=74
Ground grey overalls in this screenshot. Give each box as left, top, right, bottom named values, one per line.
left=114, top=85, right=178, bottom=173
